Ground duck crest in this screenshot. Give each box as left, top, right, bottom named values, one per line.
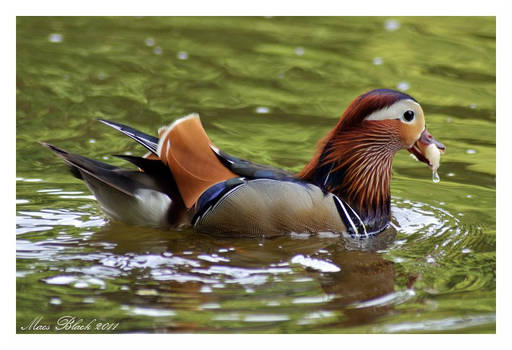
left=333, top=89, right=416, bottom=131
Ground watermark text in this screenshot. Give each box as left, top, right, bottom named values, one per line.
left=20, top=315, right=120, bottom=332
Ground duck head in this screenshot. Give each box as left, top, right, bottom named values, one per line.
left=299, top=88, right=446, bottom=231
left=361, top=90, right=446, bottom=171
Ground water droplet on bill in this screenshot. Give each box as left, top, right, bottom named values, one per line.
left=432, top=171, right=440, bottom=183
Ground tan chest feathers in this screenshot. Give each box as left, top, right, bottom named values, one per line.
left=195, top=179, right=347, bottom=237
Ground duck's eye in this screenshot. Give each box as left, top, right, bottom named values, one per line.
left=403, top=110, right=415, bottom=122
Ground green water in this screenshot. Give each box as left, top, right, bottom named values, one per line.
left=16, top=16, right=495, bottom=333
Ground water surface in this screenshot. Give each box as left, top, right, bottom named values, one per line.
left=16, top=16, right=495, bottom=333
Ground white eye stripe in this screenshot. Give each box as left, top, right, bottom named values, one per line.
left=365, top=99, right=420, bottom=122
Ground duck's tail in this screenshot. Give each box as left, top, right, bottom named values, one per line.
left=48, top=115, right=237, bottom=213
left=40, top=142, right=187, bottom=227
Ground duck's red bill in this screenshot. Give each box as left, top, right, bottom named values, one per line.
left=407, top=128, right=446, bottom=168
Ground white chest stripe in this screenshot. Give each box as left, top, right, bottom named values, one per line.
left=333, top=195, right=369, bottom=238
left=334, top=196, right=359, bottom=237
left=346, top=201, right=368, bottom=236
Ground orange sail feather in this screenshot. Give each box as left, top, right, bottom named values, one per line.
left=157, top=114, right=237, bottom=208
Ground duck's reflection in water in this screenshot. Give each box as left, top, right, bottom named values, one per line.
left=320, top=248, right=396, bottom=327
left=89, top=224, right=407, bottom=332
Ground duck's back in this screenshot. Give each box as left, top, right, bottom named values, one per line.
left=193, top=178, right=346, bottom=237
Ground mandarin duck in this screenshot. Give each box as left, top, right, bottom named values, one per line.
left=42, top=89, right=445, bottom=238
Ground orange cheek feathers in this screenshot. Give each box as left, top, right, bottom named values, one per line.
left=400, top=119, right=424, bottom=148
